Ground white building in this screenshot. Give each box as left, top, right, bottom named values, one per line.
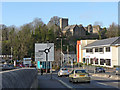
left=83, top=37, right=120, bottom=68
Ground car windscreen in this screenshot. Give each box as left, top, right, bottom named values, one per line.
left=75, top=70, right=86, bottom=73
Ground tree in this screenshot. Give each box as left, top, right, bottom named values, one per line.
left=105, top=22, right=118, bottom=38
left=47, top=16, right=60, bottom=28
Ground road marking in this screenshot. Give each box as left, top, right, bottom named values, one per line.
left=98, top=82, right=108, bottom=86
left=53, top=76, right=73, bottom=89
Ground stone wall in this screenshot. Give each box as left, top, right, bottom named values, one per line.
left=1, top=68, right=38, bottom=89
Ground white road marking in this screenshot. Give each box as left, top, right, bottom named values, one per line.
left=53, top=76, right=73, bottom=88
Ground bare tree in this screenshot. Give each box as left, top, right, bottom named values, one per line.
left=47, top=16, right=60, bottom=28
left=105, top=22, right=118, bottom=38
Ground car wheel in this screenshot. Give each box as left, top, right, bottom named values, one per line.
left=58, top=74, right=60, bottom=77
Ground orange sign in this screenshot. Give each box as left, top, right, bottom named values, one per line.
left=77, top=41, right=81, bottom=63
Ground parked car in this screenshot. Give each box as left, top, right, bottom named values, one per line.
left=115, top=68, right=120, bottom=75
left=16, top=64, right=25, bottom=68
left=95, top=67, right=105, bottom=73
left=69, top=69, right=90, bottom=83
left=30, top=64, right=36, bottom=68
left=58, top=68, right=69, bottom=77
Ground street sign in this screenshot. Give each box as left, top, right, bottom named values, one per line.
left=35, top=43, right=54, bottom=61
left=23, top=58, right=31, bottom=66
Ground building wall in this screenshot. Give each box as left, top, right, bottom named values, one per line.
left=112, top=46, right=118, bottom=66
left=77, top=40, right=96, bottom=63
left=73, top=25, right=86, bottom=36
left=83, top=46, right=113, bottom=67
left=118, top=46, right=120, bottom=66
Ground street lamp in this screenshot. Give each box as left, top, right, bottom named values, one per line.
left=56, top=35, right=66, bottom=68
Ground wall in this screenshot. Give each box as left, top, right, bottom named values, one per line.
left=118, top=46, right=120, bottom=66
left=1, top=68, right=38, bottom=88
left=83, top=46, right=113, bottom=67
left=77, top=40, right=96, bottom=63
left=112, top=46, right=118, bottom=66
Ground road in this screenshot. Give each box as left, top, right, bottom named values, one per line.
left=51, top=72, right=120, bottom=89
left=38, top=71, right=120, bottom=89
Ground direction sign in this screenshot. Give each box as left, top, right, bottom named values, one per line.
left=35, top=43, right=54, bottom=61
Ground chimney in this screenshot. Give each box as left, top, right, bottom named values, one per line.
left=60, top=18, right=68, bottom=30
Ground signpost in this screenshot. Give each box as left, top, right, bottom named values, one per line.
left=35, top=43, right=54, bottom=78
left=23, top=58, right=32, bottom=67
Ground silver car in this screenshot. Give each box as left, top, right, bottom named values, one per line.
left=58, top=68, right=69, bottom=77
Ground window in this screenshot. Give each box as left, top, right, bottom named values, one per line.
left=106, top=59, right=111, bottom=66
left=99, top=48, right=103, bottom=52
left=85, top=58, right=89, bottom=64
left=90, top=49, right=93, bottom=52
left=106, top=47, right=110, bottom=52
left=86, top=48, right=93, bottom=53
left=86, top=49, right=89, bottom=53
left=83, top=58, right=85, bottom=63
left=95, top=58, right=98, bottom=64
left=90, top=58, right=93, bottom=64
left=95, top=48, right=98, bottom=52
left=100, top=59, right=105, bottom=65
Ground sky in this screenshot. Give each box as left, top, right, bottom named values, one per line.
left=2, top=2, right=118, bottom=28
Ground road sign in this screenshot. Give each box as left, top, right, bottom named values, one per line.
left=23, top=58, right=31, bottom=66
left=35, top=43, right=54, bottom=61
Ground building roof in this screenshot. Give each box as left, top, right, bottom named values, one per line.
left=63, top=25, right=76, bottom=31
left=85, top=37, right=120, bottom=48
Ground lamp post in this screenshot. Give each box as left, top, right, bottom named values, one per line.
left=11, top=47, right=13, bottom=64
left=60, top=38, right=62, bottom=67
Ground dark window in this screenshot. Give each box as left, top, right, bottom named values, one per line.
left=95, top=48, right=99, bottom=52
left=86, top=49, right=89, bottom=53
left=100, top=59, right=105, bottom=65
left=99, top=48, right=103, bottom=52
left=90, top=58, right=93, bottom=64
left=106, top=59, right=111, bottom=66
left=106, top=47, right=110, bottom=52
left=90, top=49, right=93, bottom=52
left=95, top=58, right=98, bottom=64
left=86, top=48, right=93, bottom=53
left=83, top=58, right=85, bottom=63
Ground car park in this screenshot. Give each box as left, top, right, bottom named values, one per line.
left=95, top=67, right=105, bottom=73
left=58, top=68, right=69, bottom=77
left=69, top=69, right=91, bottom=83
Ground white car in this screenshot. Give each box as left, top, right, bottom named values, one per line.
left=58, top=68, right=69, bottom=77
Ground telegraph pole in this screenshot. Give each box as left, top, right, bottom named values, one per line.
left=61, top=38, right=62, bottom=67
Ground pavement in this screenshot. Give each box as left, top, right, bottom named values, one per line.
left=91, top=73, right=120, bottom=80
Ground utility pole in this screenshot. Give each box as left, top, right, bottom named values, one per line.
left=61, top=38, right=62, bottom=67
left=11, top=47, right=13, bottom=64
left=67, top=45, right=69, bottom=64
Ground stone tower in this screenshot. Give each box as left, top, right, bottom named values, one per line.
left=60, top=18, right=68, bottom=30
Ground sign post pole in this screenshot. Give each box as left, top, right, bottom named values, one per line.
left=46, top=52, right=48, bottom=77
left=50, top=61, right=52, bottom=79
